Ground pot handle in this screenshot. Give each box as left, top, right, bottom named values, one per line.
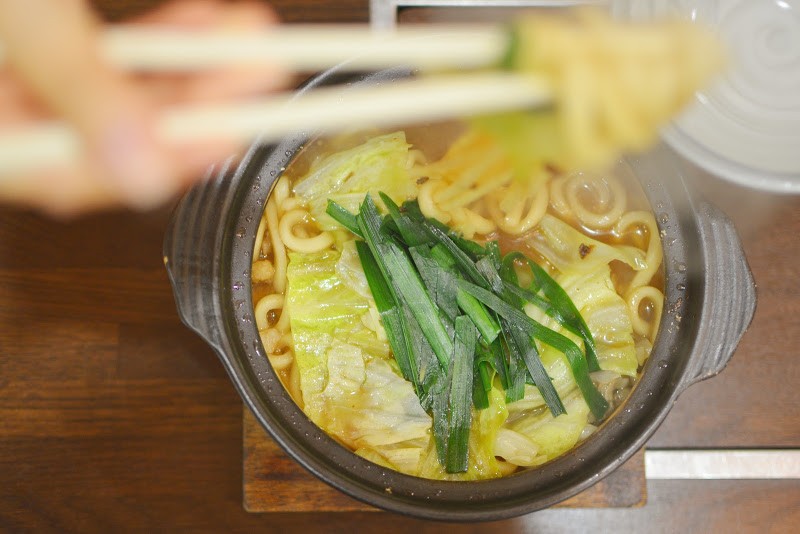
left=678, top=200, right=757, bottom=393
left=163, top=159, right=238, bottom=351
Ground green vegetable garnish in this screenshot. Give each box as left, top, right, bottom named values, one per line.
left=326, top=194, right=609, bottom=472
left=502, top=252, right=602, bottom=372
left=457, top=280, right=608, bottom=420
left=445, top=316, right=477, bottom=473
left=355, top=240, right=418, bottom=388
left=356, top=195, right=454, bottom=369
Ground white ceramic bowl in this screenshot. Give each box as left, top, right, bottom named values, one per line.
left=614, top=0, right=800, bottom=193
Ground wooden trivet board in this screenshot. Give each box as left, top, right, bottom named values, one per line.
left=243, top=408, right=646, bottom=512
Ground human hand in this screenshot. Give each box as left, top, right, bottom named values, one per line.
left=0, top=0, right=289, bottom=216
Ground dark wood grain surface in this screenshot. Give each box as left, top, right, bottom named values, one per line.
left=1, top=1, right=799, bottom=532
left=243, top=410, right=646, bottom=512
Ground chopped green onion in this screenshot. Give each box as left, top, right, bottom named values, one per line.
left=472, top=342, right=495, bottom=410
left=503, top=252, right=602, bottom=372
left=356, top=241, right=420, bottom=391
left=357, top=195, right=453, bottom=368
left=402, top=200, right=486, bottom=259
left=456, top=287, right=500, bottom=344
left=380, top=192, right=432, bottom=247
left=457, top=279, right=608, bottom=420
left=445, top=316, right=477, bottom=473
left=409, top=245, right=460, bottom=322
left=326, top=199, right=362, bottom=237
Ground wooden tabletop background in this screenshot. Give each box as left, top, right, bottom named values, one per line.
left=1, top=1, right=799, bottom=532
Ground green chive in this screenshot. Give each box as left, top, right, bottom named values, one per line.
left=458, top=279, right=608, bottom=420
left=458, top=279, right=566, bottom=416
left=380, top=192, right=432, bottom=247
left=455, top=287, right=500, bottom=344
left=357, top=195, right=453, bottom=368
left=403, top=305, right=441, bottom=411
left=402, top=200, right=486, bottom=258
left=504, top=318, right=566, bottom=416
left=326, top=199, right=362, bottom=237
left=445, top=316, right=477, bottom=473
left=502, top=328, right=527, bottom=403
left=330, top=191, right=612, bottom=472
left=409, top=245, right=460, bottom=322
left=472, top=342, right=495, bottom=410
left=356, top=241, right=420, bottom=391
left=355, top=240, right=396, bottom=312
left=422, top=220, right=489, bottom=288
left=503, top=252, right=602, bottom=372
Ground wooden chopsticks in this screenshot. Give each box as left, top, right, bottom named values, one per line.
left=0, top=73, right=551, bottom=175
left=0, top=25, right=545, bottom=177
left=98, top=24, right=509, bottom=72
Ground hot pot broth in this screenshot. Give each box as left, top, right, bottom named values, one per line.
left=250, top=123, right=663, bottom=480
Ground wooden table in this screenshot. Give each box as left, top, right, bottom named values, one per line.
left=1, top=1, right=799, bottom=531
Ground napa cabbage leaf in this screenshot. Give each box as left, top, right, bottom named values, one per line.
left=523, top=263, right=638, bottom=378
left=506, top=393, right=591, bottom=462
left=286, top=248, right=431, bottom=473
left=529, top=214, right=646, bottom=275
left=293, top=132, right=417, bottom=230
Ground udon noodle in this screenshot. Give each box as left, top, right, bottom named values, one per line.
left=251, top=123, right=664, bottom=480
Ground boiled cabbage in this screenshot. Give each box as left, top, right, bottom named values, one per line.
left=529, top=214, right=646, bottom=275
left=556, top=267, right=638, bottom=376
left=286, top=248, right=431, bottom=474
left=293, top=132, right=417, bottom=230
left=506, top=393, right=591, bottom=462
left=516, top=263, right=638, bottom=418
